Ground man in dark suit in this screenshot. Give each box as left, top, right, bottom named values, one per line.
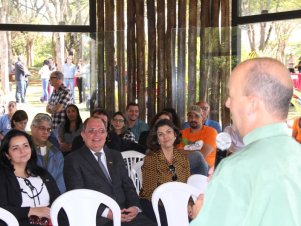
left=64, top=116, right=156, bottom=226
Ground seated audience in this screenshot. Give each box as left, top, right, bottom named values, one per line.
left=30, top=113, right=66, bottom=193
left=71, top=108, right=121, bottom=151
left=178, top=105, right=217, bottom=175
left=126, top=102, right=149, bottom=141
left=183, top=101, right=221, bottom=133
left=57, top=104, right=83, bottom=155
left=0, top=101, right=17, bottom=141
left=110, top=111, right=136, bottom=142
left=0, top=130, right=61, bottom=226
left=139, top=111, right=173, bottom=148
left=292, top=116, right=301, bottom=143
left=162, top=107, right=182, bottom=129
left=109, top=111, right=146, bottom=153
left=140, top=119, right=190, bottom=226
left=64, top=116, right=156, bottom=226
left=11, top=110, right=28, bottom=132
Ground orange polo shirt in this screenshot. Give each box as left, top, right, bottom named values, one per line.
left=178, top=126, right=217, bottom=167
left=292, top=117, right=301, bottom=143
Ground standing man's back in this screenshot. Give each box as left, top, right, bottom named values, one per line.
left=191, top=57, right=301, bottom=226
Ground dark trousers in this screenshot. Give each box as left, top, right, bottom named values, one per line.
left=77, top=77, right=83, bottom=103
left=140, top=198, right=167, bottom=226
left=100, top=212, right=157, bottom=226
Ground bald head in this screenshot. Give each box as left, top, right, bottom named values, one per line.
left=226, top=58, right=293, bottom=137
left=235, top=58, right=293, bottom=119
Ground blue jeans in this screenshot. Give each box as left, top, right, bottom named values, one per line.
left=64, top=78, right=74, bottom=100
left=187, top=151, right=209, bottom=176
left=41, top=79, right=49, bottom=101
left=15, top=80, right=26, bottom=103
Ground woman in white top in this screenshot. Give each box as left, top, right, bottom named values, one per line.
left=0, top=130, right=63, bottom=226
left=38, top=60, right=51, bottom=103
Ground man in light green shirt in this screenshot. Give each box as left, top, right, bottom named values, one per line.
left=191, top=58, right=301, bottom=226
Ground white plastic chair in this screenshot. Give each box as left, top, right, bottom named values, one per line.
left=130, top=160, right=144, bottom=194
left=121, top=150, right=145, bottom=177
left=50, top=189, right=121, bottom=226
left=187, top=174, right=208, bottom=193
left=0, top=207, right=19, bottom=226
left=152, top=182, right=201, bottom=226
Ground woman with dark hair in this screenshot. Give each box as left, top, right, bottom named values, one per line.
left=11, top=110, right=28, bottom=131
left=139, top=119, right=190, bottom=226
left=109, top=111, right=146, bottom=153
left=110, top=111, right=136, bottom=142
left=57, top=104, right=83, bottom=155
left=162, top=107, right=182, bottom=130
left=138, top=111, right=172, bottom=148
left=0, top=130, right=61, bottom=226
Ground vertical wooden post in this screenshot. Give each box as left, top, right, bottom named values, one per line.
left=177, top=0, right=187, bottom=123
left=96, top=0, right=105, bottom=112
left=127, top=0, right=137, bottom=103
left=147, top=0, right=156, bottom=123
left=157, top=0, right=165, bottom=112
left=166, top=0, right=176, bottom=107
left=105, top=0, right=115, bottom=116
left=188, top=0, right=198, bottom=107
left=117, top=0, right=126, bottom=112
left=136, top=0, right=146, bottom=120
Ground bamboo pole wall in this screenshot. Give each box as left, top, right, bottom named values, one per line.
left=95, top=0, right=231, bottom=127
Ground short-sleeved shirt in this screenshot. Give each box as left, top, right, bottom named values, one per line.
left=48, top=84, right=72, bottom=130
left=190, top=123, right=301, bottom=226
left=130, top=119, right=149, bottom=141
left=179, top=126, right=217, bottom=167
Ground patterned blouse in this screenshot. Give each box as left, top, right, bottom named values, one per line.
left=140, top=149, right=190, bottom=201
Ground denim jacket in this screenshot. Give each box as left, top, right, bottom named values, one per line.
left=36, top=141, right=66, bottom=193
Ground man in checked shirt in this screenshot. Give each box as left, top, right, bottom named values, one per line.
left=46, top=71, right=72, bottom=135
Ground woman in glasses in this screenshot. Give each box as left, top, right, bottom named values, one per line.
left=0, top=130, right=62, bottom=226
left=57, top=104, right=83, bottom=155
left=140, top=119, right=190, bottom=226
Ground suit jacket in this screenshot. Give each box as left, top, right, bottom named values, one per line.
left=64, top=145, right=140, bottom=210
left=0, top=168, right=61, bottom=226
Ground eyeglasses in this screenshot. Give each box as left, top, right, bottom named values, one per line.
left=36, top=126, right=52, bottom=133
left=49, top=76, right=58, bottom=80
left=86, top=128, right=106, bottom=134
left=168, top=165, right=178, bottom=181
left=200, top=106, right=209, bottom=111
left=112, top=118, right=125, bottom=123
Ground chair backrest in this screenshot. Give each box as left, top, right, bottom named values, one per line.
left=121, top=150, right=145, bottom=177
left=50, top=189, right=121, bottom=226
left=187, top=174, right=208, bottom=193
left=152, top=182, right=201, bottom=226
left=130, top=160, right=144, bottom=194
left=0, top=207, right=19, bottom=226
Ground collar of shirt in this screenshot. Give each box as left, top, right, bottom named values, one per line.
left=243, top=122, right=288, bottom=146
